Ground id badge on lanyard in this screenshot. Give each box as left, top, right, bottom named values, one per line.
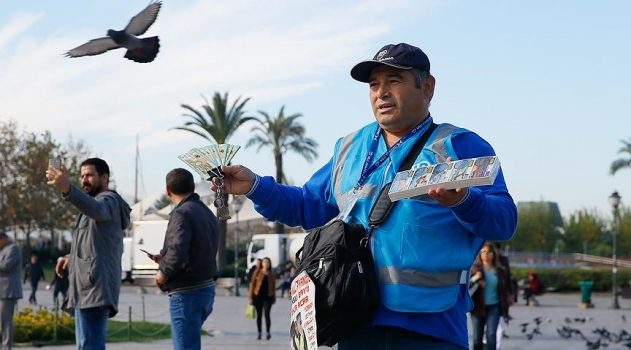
left=335, top=118, right=430, bottom=221
left=336, top=190, right=360, bottom=221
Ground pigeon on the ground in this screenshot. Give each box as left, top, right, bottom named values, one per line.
left=586, top=337, right=602, bottom=350
left=65, top=1, right=162, bottom=63
left=557, top=327, right=571, bottom=339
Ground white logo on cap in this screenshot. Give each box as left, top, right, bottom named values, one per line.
left=376, top=49, right=388, bottom=61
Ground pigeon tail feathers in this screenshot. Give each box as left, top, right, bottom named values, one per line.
left=124, top=36, right=160, bottom=63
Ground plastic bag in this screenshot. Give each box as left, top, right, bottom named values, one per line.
left=245, top=304, right=256, bottom=319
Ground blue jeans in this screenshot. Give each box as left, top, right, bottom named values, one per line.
left=471, top=303, right=501, bottom=350
left=74, top=306, right=109, bottom=350
left=338, top=326, right=465, bottom=350
left=169, top=285, right=215, bottom=350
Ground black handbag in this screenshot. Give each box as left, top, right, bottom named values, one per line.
left=295, top=123, right=437, bottom=346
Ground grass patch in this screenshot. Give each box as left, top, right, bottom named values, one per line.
left=107, top=320, right=172, bottom=342
left=14, top=308, right=173, bottom=347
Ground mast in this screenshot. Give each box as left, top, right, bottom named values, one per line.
left=134, top=134, right=139, bottom=204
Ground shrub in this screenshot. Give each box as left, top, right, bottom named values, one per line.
left=14, top=307, right=75, bottom=342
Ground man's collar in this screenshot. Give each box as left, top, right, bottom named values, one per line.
left=172, top=192, right=200, bottom=210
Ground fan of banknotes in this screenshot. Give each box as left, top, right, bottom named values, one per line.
left=178, top=144, right=241, bottom=220
left=177, top=144, right=241, bottom=180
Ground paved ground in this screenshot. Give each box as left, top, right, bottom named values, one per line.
left=15, top=283, right=631, bottom=349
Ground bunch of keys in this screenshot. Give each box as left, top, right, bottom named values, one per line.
left=207, top=167, right=231, bottom=220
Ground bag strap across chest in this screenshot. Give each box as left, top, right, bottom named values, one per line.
left=368, top=122, right=437, bottom=227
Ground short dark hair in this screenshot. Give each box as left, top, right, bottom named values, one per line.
left=80, top=158, right=110, bottom=176
left=413, top=69, right=430, bottom=89
left=166, top=168, right=195, bottom=195
left=0, top=232, right=8, bottom=240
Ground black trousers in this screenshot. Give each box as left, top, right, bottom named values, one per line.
left=254, top=297, right=273, bottom=334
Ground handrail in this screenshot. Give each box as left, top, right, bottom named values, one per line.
left=573, top=253, right=631, bottom=268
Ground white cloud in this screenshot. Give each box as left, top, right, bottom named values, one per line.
left=0, top=0, right=419, bottom=198
left=0, top=12, right=41, bottom=51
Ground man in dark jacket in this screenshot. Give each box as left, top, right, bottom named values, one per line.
left=153, top=168, right=218, bottom=350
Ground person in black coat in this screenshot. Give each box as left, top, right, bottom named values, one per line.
left=47, top=257, right=69, bottom=308
left=23, top=254, right=45, bottom=305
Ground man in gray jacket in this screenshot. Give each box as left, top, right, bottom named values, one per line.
left=46, top=158, right=131, bottom=350
left=152, top=168, right=218, bottom=350
left=0, top=232, right=22, bottom=350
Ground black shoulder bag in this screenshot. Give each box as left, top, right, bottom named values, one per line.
left=295, top=123, right=437, bottom=346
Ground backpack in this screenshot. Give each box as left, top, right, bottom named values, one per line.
left=295, top=220, right=379, bottom=346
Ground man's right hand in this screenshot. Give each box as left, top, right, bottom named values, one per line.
left=46, top=166, right=71, bottom=194
left=212, top=165, right=256, bottom=195
left=55, top=257, right=68, bottom=278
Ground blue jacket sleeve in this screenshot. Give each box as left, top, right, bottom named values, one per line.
left=247, top=157, right=340, bottom=230
left=449, top=132, right=518, bottom=241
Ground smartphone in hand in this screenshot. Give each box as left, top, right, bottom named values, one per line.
left=49, top=158, right=62, bottom=169
left=140, top=248, right=154, bottom=259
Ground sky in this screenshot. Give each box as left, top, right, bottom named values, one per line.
left=0, top=0, right=629, bottom=220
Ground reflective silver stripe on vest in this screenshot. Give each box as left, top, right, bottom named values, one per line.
left=380, top=267, right=467, bottom=287
left=428, top=123, right=458, bottom=163
left=332, top=130, right=358, bottom=206
left=333, top=129, right=376, bottom=207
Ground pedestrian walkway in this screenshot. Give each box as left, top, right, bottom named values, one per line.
left=15, top=284, right=631, bottom=349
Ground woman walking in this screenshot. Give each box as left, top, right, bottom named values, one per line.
left=248, top=257, right=276, bottom=340
left=470, top=243, right=511, bottom=350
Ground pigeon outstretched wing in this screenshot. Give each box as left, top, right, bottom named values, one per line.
left=124, top=1, right=162, bottom=36
left=65, top=37, right=119, bottom=57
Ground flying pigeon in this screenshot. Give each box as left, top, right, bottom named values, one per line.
left=65, top=1, right=162, bottom=63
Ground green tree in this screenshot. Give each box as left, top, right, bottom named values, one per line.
left=246, top=106, right=318, bottom=233
left=616, top=207, right=631, bottom=258
left=562, top=209, right=605, bottom=254
left=0, top=120, right=20, bottom=235
left=610, top=139, right=631, bottom=175
left=173, top=92, right=253, bottom=270
left=13, top=130, right=58, bottom=249
left=0, top=121, right=91, bottom=252
left=511, top=201, right=563, bottom=252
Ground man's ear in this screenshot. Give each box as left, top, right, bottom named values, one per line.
left=423, top=75, right=436, bottom=102
left=101, top=173, right=110, bottom=186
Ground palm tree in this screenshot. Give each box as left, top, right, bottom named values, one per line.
left=172, top=92, right=253, bottom=270
left=246, top=106, right=318, bottom=233
left=610, top=139, right=631, bottom=175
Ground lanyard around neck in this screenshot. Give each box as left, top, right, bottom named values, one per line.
left=356, top=115, right=432, bottom=189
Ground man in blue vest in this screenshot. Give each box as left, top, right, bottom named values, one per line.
left=216, top=43, right=517, bottom=349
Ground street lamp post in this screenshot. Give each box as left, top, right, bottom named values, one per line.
left=231, top=195, right=244, bottom=297
left=608, top=191, right=621, bottom=310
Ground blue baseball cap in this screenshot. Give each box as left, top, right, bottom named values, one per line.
left=350, top=43, right=430, bottom=83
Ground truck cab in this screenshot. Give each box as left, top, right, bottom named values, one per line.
left=247, top=233, right=307, bottom=272
left=121, top=220, right=169, bottom=282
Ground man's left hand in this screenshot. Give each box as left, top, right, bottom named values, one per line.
left=428, top=187, right=467, bottom=206
left=427, top=156, right=468, bottom=206
left=155, top=270, right=167, bottom=287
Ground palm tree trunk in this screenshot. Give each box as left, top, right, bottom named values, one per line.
left=216, top=192, right=229, bottom=271
left=274, top=152, right=285, bottom=234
